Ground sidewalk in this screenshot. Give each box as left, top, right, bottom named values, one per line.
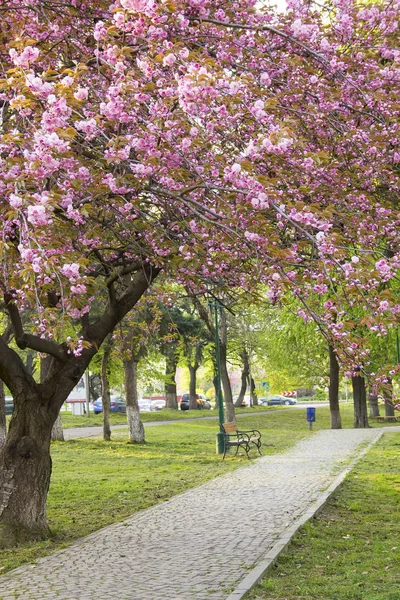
left=63, top=403, right=328, bottom=440
left=0, top=427, right=394, bottom=600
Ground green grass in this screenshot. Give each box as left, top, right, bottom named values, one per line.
left=1, top=404, right=398, bottom=576
left=56, top=405, right=283, bottom=428
left=246, top=432, right=400, bottom=600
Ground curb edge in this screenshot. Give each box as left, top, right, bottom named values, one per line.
left=225, top=429, right=385, bottom=600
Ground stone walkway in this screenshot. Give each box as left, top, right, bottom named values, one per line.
left=0, top=427, right=394, bottom=600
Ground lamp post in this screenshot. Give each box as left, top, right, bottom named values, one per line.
left=209, top=299, right=225, bottom=454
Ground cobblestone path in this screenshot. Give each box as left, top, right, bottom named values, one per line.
left=0, top=428, right=384, bottom=600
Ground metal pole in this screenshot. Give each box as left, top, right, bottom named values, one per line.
left=84, top=370, right=90, bottom=417
left=396, top=328, right=400, bottom=365
left=213, top=301, right=225, bottom=454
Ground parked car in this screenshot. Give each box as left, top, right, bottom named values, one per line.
left=151, top=399, right=166, bottom=411
left=5, top=396, right=14, bottom=415
left=267, top=395, right=297, bottom=406
left=138, top=399, right=153, bottom=412
left=258, top=397, right=268, bottom=406
left=180, top=393, right=211, bottom=410
left=93, top=395, right=126, bottom=414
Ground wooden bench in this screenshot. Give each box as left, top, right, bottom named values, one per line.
left=370, top=415, right=400, bottom=423
left=220, top=421, right=262, bottom=460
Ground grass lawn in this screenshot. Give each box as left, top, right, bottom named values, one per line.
left=1, top=404, right=398, bottom=576
left=246, top=431, right=400, bottom=600
left=57, top=404, right=283, bottom=429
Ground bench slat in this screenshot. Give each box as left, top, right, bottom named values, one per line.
left=223, top=421, right=238, bottom=433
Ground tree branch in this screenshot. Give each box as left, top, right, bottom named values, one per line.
left=86, top=264, right=160, bottom=347
left=189, top=293, right=215, bottom=338
left=0, top=335, right=29, bottom=391
left=187, top=16, right=369, bottom=102
left=105, top=262, right=144, bottom=287
left=4, top=294, right=66, bottom=361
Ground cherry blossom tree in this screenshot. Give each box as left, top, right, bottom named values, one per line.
left=1, top=0, right=400, bottom=545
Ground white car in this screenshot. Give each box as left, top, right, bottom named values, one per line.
left=138, top=399, right=153, bottom=412
left=151, top=399, right=166, bottom=411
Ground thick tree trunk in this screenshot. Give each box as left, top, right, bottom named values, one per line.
left=25, top=350, right=35, bottom=377
left=352, top=374, right=369, bottom=428
left=250, top=376, right=258, bottom=406
left=165, top=354, right=178, bottom=409
left=212, top=373, right=219, bottom=409
left=0, top=383, right=53, bottom=548
left=0, top=381, right=6, bottom=450
left=211, top=355, right=219, bottom=408
left=51, top=415, right=64, bottom=442
left=235, top=347, right=249, bottom=407
left=0, top=266, right=157, bottom=546
left=101, top=344, right=112, bottom=442
left=219, top=310, right=235, bottom=422
left=124, top=357, right=145, bottom=443
left=328, top=345, right=342, bottom=429
left=220, top=343, right=235, bottom=422
left=41, top=357, right=64, bottom=442
left=383, top=378, right=395, bottom=417
left=188, top=364, right=200, bottom=410
left=368, top=392, right=380, bottom=418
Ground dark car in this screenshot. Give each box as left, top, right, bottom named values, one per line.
left=267, top=395, right=297, bottom=406
left=180, top=393, right=211, bottom=410
left=5, top=397, right=14, bottom=415
left=93, top=395, right=126, bottom=414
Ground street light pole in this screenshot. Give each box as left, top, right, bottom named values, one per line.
left=210, top=299, right=225, bottom=454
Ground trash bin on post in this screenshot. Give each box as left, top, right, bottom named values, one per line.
left=306, top=407, right=316, bottom=430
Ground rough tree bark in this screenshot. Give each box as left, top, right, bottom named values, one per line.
left=328, top=345, right=342, bottom=429
left=41, top=357, right=64, bottom=443
left=0, top=381, right=6, bottom=450
left=188, top=362, right=201, bottom=410
left=124, top=355, right=145, bottom=444
left=165, top=353, right=178, bottom=409
left=352, top=373, right=369, bottom=428
left=25, top=350, right=35, bottom=377
left=100, top=339, right=112, bottom=442
left=368, top=389, right=380, bottom=418
left=235, top=347, right=249, bottom=407
left=0, top=267, right=158, bottom=546
left=249, top=376, right=258, bottom=406
left=219, top=309, right=235, bottom=422
left=0, top=362, right=55, bottom=547
left=51, top=415, right=64, bottom=443
left=383, top=378, right=395, bottom=417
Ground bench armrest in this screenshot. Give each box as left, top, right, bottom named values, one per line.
left=237, top=428, right=261, bottom=437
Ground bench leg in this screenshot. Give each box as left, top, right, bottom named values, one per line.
left=222, top=440, right=228, bottom=460
left=245, top=443, right=251, bottom=459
